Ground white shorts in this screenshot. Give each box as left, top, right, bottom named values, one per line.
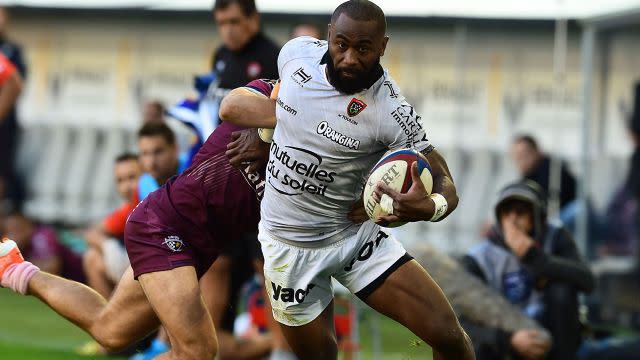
left=259, top=221, right=411, bottom=327
left=102, top=238, right=130, bottom=283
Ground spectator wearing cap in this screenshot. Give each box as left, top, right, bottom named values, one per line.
left=461, top=181, right=594, bottom=360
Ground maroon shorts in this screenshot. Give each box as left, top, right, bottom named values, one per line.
left=124, top=200, right=219, bottom=280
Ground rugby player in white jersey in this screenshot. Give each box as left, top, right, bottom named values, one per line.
left=220, top=1, right=475, bottom=359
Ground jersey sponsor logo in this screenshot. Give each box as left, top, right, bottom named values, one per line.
left=383, top=81, right=399, bottom=98
left=291, top=67, right=312, bottom=86
left=316, top=121, right=360, bottom=150
left=344, top=230, right=389, bottom=271
left=276, top=97, right=298, bottom=116
left=312, top=40, right=325, bottom=47
left=246, top=61, right=262, bottom=79
left=271, top=282, right=315, bottom=303
left=347, top=98, right=367, bottom=117
left=390, top=104, right=429, bottom=147
left=240, top=165, right=266, bottom=200
left=163, top=235, right=185, bottom=252
left=267, top=140, right=336, bottom=196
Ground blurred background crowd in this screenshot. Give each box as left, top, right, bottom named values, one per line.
left=1, top=1, right=640, bottom=359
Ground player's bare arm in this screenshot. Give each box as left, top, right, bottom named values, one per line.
left=373, top=148, right=458, bottom=225
left=0, top=72, right=22, bottom=123
left=225, top=128, right=270, bottom=174
left=219, top=87, right=277, bottom=128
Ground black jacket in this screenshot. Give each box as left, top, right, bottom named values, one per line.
left=524, top=156, right=577, bottom=209
left=211, top=32, right=280, bottom=91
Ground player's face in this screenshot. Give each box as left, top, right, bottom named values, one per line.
left=138, top=136, right=178, bottom=184
left=498, top=201, right=534, bottom=234
left=214, top=4, right=259, bottom=52
left=327, top=13, right=388, bottom=94
left=511, top=141, right=539, bottom=175
left=114, top=159, right=141, bottom=201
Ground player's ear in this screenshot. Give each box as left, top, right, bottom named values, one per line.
left=327, top=24, right=332, bottom=39
left=380, top=36, right=389, bottom=57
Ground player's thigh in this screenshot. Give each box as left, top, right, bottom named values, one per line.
left=199, top=255, right=232, bottom=325
left=138, top=265, right=217, bottom=357
left=363, top=259, right=463, bottom=348
left=92, top=266, right=160, bottom=348
left=278, top=300, right=338, bottom=360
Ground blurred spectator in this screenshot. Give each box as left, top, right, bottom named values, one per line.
left=84, top=153, right=141, bottom=298
left=136, top=121, right=186, bottom=199
left=142, top=98, right=196, bottom=167
left=211, top=0, right=279, bottom=93
left=141, top=99, right=165, bottom=123
left=511, top=134, right=577, bottom=210
left=461, top=181, right=594, bottom=360
left=3, top=211, right=84, bottom=282
left=0, top=8, right=27, bottom=76
left=290, top=22, right=324, bottom=39
left=0, top=48, right=23, bottom=213
left=627, top=82, right=640, bottom=269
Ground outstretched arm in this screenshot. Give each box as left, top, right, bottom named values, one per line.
left=219, top=87, right=277, bottom=128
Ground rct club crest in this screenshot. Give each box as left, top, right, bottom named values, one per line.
left=163, top=235, right=185, bottom=252
left=347, top=98, right=367, bottom=117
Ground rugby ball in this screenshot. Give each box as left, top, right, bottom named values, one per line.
left=363, top=149, right=433, bottom=227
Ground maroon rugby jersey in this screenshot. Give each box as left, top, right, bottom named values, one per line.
left=130, top=79, right=273, bottom=255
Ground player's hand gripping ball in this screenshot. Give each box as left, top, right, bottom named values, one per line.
left=363, top=149, right=433, bottom=227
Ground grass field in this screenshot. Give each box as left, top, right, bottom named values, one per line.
left=0, top=290, right=432, bottom=359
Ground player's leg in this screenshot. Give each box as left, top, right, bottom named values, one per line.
left=200, top=255, right=272, bottom=360
left=26, top=266, right=160, bottom=351
left=200, top=255, right=231, bottom=325
left=277, top=301, right=337, bottom=360
left=259, top=228, right=337, bottom=359
left=138, top=265, right=217, bottom=360
left=335, top=223, right=474, bottom=360
left=362, top=259, right=474, bottom=360
left=83, top=247, right=113, bottom=298
left=254, top=258, right=296, bottom=360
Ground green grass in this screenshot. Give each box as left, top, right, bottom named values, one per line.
left=0, top=290, right=431, bottom=359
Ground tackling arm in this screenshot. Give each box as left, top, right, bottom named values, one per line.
left=219, top=87, right=277, bottom=129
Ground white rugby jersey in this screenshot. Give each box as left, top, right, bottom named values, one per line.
left=261, top=36, right=431, bottom=243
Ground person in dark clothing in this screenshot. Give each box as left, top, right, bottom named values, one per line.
left=628, top=82, right=640, bottom=272
left=511, top=135, right=577, bottom=210
left=0, top=7, right=26, bottom=212
left=211, top=0, right=280, bottom=91
left=461, top=181, right=595, bottom=360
